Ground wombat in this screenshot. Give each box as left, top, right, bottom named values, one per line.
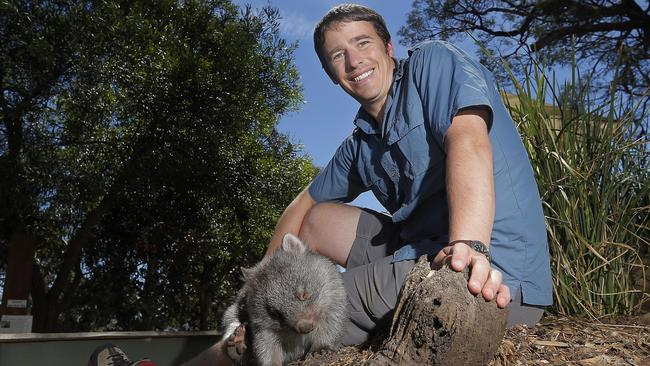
left=220, top=233, right=348, bottom=366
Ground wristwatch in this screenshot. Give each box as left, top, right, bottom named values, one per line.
left=449, top=240, right=491, bottom=263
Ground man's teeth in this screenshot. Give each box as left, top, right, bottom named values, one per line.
left=354, top=69, right=373, bottom=82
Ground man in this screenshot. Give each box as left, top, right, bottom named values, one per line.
left=184, top=3, right=552, bottom=365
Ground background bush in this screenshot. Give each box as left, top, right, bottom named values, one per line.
left=505, top=61, right=649, bottom=317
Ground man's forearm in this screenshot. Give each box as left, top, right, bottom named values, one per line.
left=265, top=186, right=316, bottom=255
left=445, top=111, right=495, bottom=246
left=435, top=111, right=508, bottom=305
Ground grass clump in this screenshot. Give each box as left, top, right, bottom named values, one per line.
left=503, top=62, right=649, bottom=318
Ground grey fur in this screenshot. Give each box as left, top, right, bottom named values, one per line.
left=220, top=233, right=348, bottom=366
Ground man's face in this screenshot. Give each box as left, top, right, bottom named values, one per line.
left=322, top=21, right=394, bottom=114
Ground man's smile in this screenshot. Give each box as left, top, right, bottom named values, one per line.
left=351, top=68, right=375, bottom=83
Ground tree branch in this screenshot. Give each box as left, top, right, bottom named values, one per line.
left=532, top=20, right=648, bottom=51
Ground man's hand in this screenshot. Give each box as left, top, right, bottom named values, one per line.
left=432, top=241, right=510, bottom=308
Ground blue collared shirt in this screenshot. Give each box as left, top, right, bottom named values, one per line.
left=309, top=40, right=552, bottom=306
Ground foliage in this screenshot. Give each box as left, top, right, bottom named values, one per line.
left=504, top=56, right=649, bottom=317
left=0, top=0, right=314, bottom=332
left=399, top=0, right=650, bottom=115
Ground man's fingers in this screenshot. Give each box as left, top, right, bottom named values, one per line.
left=496, top=283, right=511, bottom=309
left=481, top=268, right=503, bottom=301
left=467, top=253, right=490, bottom=294
left=437, top=242, right=510, bottom=306
left=450, top=242, right=471, bottom=271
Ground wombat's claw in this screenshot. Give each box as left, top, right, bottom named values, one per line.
left=316, top=347, right=334, bottom=356
left=225, top=323, right=247, bottom=361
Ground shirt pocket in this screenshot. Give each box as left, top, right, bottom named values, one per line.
left=357, top=160, right=391, bottom=208
left=395, top=123, right=441, bottom=179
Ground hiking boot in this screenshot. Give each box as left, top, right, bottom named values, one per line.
left=87, top=343, right=156, bottom=366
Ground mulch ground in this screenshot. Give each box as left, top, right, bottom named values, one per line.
left=491, top=314, right=650, bottom=366
left=293, top=314, right=650, bottom=365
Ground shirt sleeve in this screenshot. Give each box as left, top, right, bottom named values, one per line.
left=409, top=41, right=495, bottom=147
left=308, top=133, right=368, bottom=203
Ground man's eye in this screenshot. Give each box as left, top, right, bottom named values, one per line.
left=331, top=52, right=343, bottom=61
left=359, top=40, right=369, bottom=47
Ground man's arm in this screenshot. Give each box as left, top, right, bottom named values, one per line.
left=265, top=187, right=316, bottom=255
left=433, top=108, right=511, bottom=308
left=446, top=108, right=494, bottom=245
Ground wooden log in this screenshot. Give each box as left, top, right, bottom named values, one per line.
left=365, top=255, right=508, bottom=366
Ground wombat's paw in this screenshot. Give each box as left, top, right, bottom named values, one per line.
left=315, top=347, right=335, bottom=356
left=225, top=323, right=247, bottom=361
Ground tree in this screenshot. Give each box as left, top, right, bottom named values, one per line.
left=1, top=0, right=314, bottom=332
left=398, top=0, right=650, bottom=114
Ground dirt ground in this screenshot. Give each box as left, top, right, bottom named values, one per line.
left=292, top=314, right=650, bottom=366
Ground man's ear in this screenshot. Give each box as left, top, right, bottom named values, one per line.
left=386, top=40, right=394, bottom=58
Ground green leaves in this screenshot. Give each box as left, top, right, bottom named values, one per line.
left=1, top=0, right=312, bottom=331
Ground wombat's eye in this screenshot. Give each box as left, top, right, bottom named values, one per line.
left=265, top=304, right=284, bottom=322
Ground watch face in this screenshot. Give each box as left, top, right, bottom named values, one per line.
left=470, top=240, right=490, bottom=261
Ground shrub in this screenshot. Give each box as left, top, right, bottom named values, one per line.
left=503, top=61, right=649, bottom=317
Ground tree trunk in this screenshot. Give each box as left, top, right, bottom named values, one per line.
left=366, top=256, right=507, bottom=365
left=1, top=230, right=37, bottom=316
left=198, top=280, right=211, bottom=331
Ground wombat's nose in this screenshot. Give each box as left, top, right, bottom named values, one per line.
left=296, top=319, right=315, bottom=334
left=296, top=289, right=312, bottom=301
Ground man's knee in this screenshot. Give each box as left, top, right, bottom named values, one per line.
left=301, top=202, right=337, bottom=235
left=299, top=202, right=361, bottom=264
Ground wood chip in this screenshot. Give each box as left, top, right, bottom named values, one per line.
left=532, top=340, right=571, bottom=347
left=577, top=355, right=620, bottom=366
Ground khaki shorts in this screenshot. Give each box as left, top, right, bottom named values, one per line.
left=341, top=208, right=545, bottom=346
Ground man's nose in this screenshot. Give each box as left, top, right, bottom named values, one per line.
left=345, top=48, right=362, bottom=71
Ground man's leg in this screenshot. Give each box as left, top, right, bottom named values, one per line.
left=341, top=256, right=415, bottom=345
left=299, top=202, right=363, bottom=266
left=301, top=204, right=411, bottom=345
left=506, top=287, right=545, bottom=327
left=296, top=206, right=407, bottom=345
left=331, top=208, right=413, bottom=345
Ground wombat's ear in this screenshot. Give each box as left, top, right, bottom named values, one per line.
left=241, top=266, right=255, bottom=281
left=281, top=233, right=307, bottom=254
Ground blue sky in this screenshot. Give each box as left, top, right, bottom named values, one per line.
left=230, top=1, right=479, bottom=210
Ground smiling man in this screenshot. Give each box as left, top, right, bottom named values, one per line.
left=181, top=3, right=553, bottom=366
left=260, top=3, right=553, bottom=344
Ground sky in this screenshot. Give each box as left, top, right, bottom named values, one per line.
left=230, top=1, right=478, bottom=211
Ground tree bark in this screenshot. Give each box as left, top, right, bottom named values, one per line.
left=1, top=230, right=37, bottom=316
left=366, top=256, right=507, bottom=365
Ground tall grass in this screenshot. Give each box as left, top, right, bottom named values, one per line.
left=502, top=60, right=649, bottom=318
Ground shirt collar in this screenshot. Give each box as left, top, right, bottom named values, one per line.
left=353, top=107, right=380, bottom=135
left=393, top=57, right=406, bottom=81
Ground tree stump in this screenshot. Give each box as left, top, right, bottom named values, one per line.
left=292, top=255, right=508, bottom=365
left=365, top=255, right=508, bottom=365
